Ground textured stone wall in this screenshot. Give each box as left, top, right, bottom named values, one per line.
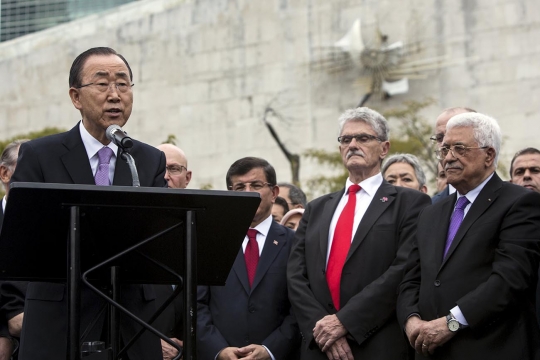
left=0, top=0, right=538, bottom=194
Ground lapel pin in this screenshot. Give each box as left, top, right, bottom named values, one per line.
left=273, top=240, right=278, bottom=245
left=380, top=197, right=388, bottom=203
left=488, top=198, right=491, bottom=202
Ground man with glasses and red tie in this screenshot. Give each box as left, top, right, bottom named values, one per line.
left=11, top=47, right=166, bottom=360
left=397, top=112, right=540, bottom=359
left=197, top=157, right=300, bottom=360
left=287, top=108, right=431, bottom=360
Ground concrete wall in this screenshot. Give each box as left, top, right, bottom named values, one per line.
left=0, top=0, right=538, bottom=195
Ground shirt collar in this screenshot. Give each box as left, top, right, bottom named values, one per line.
left=251, top=214, right=273, bottom=237
left=79, top=121, right=118, bottom=160
left=448, top=184, right=456, bottom=194
left=345, top=172, right=383, bottom=197
left=457, top=172, right=494, bottom=204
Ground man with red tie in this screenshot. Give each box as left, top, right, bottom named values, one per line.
left=197, top=157, right=300, bottom=360
left=287, top=107, right=431, bottom=359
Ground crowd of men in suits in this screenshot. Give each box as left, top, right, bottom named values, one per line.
left=0, top=46, right=539, bottom=360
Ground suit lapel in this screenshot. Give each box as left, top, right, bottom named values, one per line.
left=319, top=190, right=344, bottom=263
left=250, top=222, right=286, bottom=292
left=232, top=248, right=250, bottom=295
left=113, top=149, right=133, bottom=186
left=346, top=182, right=396, bottom=262
left=440, top=174, right=502, bottom=269
left=433, top=195, right=456, bottom=269
left=60, top=124, right=95, bottom=185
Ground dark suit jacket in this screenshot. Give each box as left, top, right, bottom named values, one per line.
left=431, top=185, right=450, bottom=204
left=197, top=220, right=300, bottom=360
left=0, top=206, right=15, bottom=342
left=397, top=174, right=540, bottom=359
left=152, top=285, right=183, bottom=339
left=287, top=181, right=431, bottom=359
left=10, top=123, right=166, bottom=360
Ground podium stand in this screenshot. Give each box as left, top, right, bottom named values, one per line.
left=0, top=182, right=260, bottom=360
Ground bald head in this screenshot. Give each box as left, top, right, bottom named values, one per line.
left=157, top=143, right=192, bottom=189
left=433, top=107, right=476, bottom=147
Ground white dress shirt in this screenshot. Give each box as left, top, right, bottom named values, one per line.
left=450, top=172, right=494, bottom=326
left=326, top=173, right=383, bottom=265
left=79, top=121, right=119, bottom=183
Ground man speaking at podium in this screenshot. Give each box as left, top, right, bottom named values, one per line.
left=10, top=47, right=166, bottom=360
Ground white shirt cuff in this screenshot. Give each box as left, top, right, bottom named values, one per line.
left=450, top=306, right=469, bottom=326
left=262, top=345, right=275, bottom=360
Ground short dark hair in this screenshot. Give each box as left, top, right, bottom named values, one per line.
left=274, top=196, right=290, bottom=214
left=226, top=157, right=277, bottom=188
left=277, top=182, right=307, bottom=207
left=69, top=47, right=133, bottom=88
left=509, top=147, right=540, bottom=177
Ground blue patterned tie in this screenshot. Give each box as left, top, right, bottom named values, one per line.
left=94, top=147, right=114, bottom=186
left=444, top=196, right=470, bottom=258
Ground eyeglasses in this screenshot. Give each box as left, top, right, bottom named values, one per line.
left=338, top=133, right=381, bottom=145
left=76, top=82, right=134, bottom=93
left=436, top=145, right=488, bottom=160
left=166, top=165, right=187, bottom=175
left=430, top=133, right=444, bottom=144
left=228, top=181, right=273, bottom=192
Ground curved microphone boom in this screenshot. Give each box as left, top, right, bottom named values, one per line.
left=105, top=125, right=133, bottom=149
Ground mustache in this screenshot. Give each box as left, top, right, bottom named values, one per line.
left=346, top=150, right=365, bottom=159
left=445, top=161, right=463, bottom=171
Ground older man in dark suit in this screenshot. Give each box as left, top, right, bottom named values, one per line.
left=11, top=47, right=166, bottom=360
left=287, top=108, right=431, bottom=360
left=197, top=157, right=300, bottom=360
left=398, top=112, right=540, bottom=359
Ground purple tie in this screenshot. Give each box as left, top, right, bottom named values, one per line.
left=94, top=147, right=114, bottom=186
left=443, top=196, right=470, bottom=258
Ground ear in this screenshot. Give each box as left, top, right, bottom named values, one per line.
left=0, top=165, right=11, bottom=184
left=271, top=185, right=280, bottom=203
left=420, top=185, right=428, bottom=194
left=69, top=88, right=83, bottom=110
left=380, top=141, right=390, bottom=159
left=185, top=171, right=192, bottom=187
left=485, top=147, right=496, bottom=167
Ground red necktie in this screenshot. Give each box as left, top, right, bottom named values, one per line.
left=327, top=184, right=361, bottom=310
left=245, top=229, right=260, bottom=287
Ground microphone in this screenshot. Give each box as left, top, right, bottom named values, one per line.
left=106, top=125, right=133, bottom=149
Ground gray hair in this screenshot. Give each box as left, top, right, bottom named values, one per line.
left=0, top=139, right=29, bottom=170
left=338, top=107, right=390, bottom=141
left=446, top=113, right=501, bottom=167
left=382, top=153, right=427, bottom=188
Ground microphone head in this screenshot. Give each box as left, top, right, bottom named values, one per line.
left=105, top=124, right=122, bottom=142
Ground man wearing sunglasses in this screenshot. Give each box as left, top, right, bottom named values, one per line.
left=398, top=112, right=540, bottom=359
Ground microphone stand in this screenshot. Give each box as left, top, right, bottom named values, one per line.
left=120, top=149, right=140, bottom=187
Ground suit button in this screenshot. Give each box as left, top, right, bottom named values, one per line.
left=328, top=303, right=334, bottom=309
left=249, top=307, right=255, bottom=313
left=434, top=280, right=441, bottom=287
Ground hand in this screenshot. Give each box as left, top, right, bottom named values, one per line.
left=404, top=316, right=426, bottom=347
left=324, top=336, right=353, bottom=360
left=313, top=315, right=348, bottom=352
left=8, top=313, right=23, bottom=337
left=0, top=337, right=13, bottom=360
left=235, top=344, right=271, bottom=360
left=217, top=347, right=241, bottom=360
left=414, top=317, right=455, bottom=356
left=161, top=338, right=183, bottom=360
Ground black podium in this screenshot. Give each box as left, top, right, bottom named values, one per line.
left=0, top=182, right=260, bottom=360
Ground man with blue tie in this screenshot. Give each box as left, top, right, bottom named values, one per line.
left=11, top=47, right=166, bottom=360
left=398, top=112, right=540, bottom=359
left=197, top=157, right=300, bottom=360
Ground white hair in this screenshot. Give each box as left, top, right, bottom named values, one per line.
left=446, top=112, right=501, bottom=167
left=338, top=107, right=390, bottom=141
